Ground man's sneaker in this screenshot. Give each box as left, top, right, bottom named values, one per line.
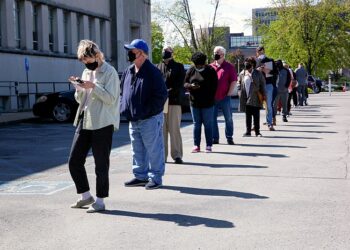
left=205, top=146, right=212, bottom=153
left=212, top=139, right=219, bottom=144
left=227, top=139, right=235, bottom=145
left=268, top=125, right=275, bottom=131
left=86, top=202, right=105, bottom=213
left=70, top=196, right=95, bottom=208
left=243, top=132, right=251, bottom=137
left=256, top=133, right=263, bottom=137
left=124, top=178, right=148, bottom=187
left=191, top=146, right=200, bottom=153
left=174, top=157, right=183, bottom=164
left=145, top=180, right=162, bottom=190
left=283, top=116, right=288, bottom=122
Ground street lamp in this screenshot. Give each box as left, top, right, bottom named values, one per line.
left=237, top=58, right=240, bottom=73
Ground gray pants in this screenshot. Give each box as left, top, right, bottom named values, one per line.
left=297, top=84, right=307, bottom=106
left=163, top=105, right=183, bottom=160
left=274, top=91, right=288, bottom=117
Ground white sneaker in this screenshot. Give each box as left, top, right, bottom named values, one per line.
left=70, top=196, right=95, bottom=208
left=86, top=202, right=105, bottom=213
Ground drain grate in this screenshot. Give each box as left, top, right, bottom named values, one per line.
left=0, top=180, right=74, bottom=195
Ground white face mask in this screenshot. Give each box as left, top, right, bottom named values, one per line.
left=195, top=67, right=205, bottom=72
left=258, top=54, right=266, bottom=60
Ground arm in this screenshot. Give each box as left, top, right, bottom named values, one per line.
left=92, top=69, right=120, bottom=105
left=227, top=64, right=238, bottom=96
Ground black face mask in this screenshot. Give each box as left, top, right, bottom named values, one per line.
left=128, top=50, right=137, bottom=62
left=162, top=51, right=172, bottom=60
left=85, top=61, right=98, bottom=71
left=244, top=62, right=252, bottom=70
left=214, top=54, right=221, bottom=61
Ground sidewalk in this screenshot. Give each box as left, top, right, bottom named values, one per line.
left=0, top=111, right=35, bottom=124
left=1, top=92, right=350, bottom=249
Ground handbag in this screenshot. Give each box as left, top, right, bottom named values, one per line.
left=257, top=91, right=264, bottom=104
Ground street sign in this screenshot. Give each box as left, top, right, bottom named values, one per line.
left=24, top=57, right=29, bottom=72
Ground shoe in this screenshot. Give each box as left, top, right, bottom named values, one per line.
left=205, top=146, right=212, bottom=153
left=124, top=178, right=148, bottom=187
left=268, top=125, right=275, bottom=131
left=145, top=180, right=162, bottom=190
left=86, top=202, right=105, bottom=213
left=304, top=101, right=308, bottom=106
left=243, top=132, right=251, bottom=137
left=256, top=133, right=263, bottom=137
left=227, top=139, right=235, bottom=145
left=70, top=196, right=95, bottom=208
left=174, top=157, right=183, bottom=164
left=263, top=122, right=267, bottom=125
left=283, top=116, right=288, bottom=122
left=212, top=139, right=219, bottom=144
left=191, top=146, right=200, bottom=153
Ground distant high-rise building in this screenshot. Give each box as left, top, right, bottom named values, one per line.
left=252, top=8, right=278, bottom=36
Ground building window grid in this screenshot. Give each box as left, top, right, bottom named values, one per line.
left=63, top=11, right=69, bottom=53
left=14, top=0, right=21, bottom=48
left=32, top=4, right=39, bottom=50
left=230, top=36, right=261, bottom=48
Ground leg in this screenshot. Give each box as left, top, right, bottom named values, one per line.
left=163, top=112, right=169, bottom=161
left=68, top=121, right=92, bottom=194
left=129, top=121, right=149, bottom=181
left=281, top=92, right=289, bottom=117
left=273, top=93, right=281, bottom=118
left=190, top=106, right=202, bottom=147
left=139, top=113, right=165, bottom=185
left=297, top=85, right=304, bottom=106
left=287, top=92, right=292, bottom=113
left=252, top=106, right=260, bottom=135
left=202, top=106, right=214, bottom=147
left=168, top=105, right=183, bottom=160
left=221, top=96, right=234, bottom=141
left=212, top=102, right=220, bottom=143
left=292, top=88, right=298, bottom=106
left=245, top=105, right=253, bottom=134
left=91, top=125, right=114, bottom=198
left=265, top=84, right=274, bottom=126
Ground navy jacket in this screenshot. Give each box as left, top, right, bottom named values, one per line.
left=120, top=59, right=168, bottom=121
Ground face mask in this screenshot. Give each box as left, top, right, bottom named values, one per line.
left=128, top=50, right=137, bottom=62
left=162, top=51, right=172, bottom=60
left=195, top=67, right=205, bottom=72
left=258, top=54, right=265, bottom=60
left=85, top=61, right=98, bottom=71
left=214, top=54, right=221, bottom=61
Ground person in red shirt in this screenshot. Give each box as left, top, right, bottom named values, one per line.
left=210, top=46, right=237, bottom=145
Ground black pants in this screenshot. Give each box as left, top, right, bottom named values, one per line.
left=288, top=88, right=298, bottom=112
left=68, top=121, right=114, bottom=198
left=246, top=105, right=260, bottom=135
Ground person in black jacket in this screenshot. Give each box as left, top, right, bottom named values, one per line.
left=157, top=47, right=185, bottom=164
left=184, top=52, right=218, bottom=153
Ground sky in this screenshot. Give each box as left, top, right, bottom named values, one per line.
left=153, top=0, right=272, bottom=44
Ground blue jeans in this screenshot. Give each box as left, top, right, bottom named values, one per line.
left=213, top=96, right=233, bottom=141
left=297, top=84, right=306, bottom=106
left=265, top=84, right=274, bottom=126
left=129, top=112, right=165, bottom=185
left=190, top=106, right=214, bottom=147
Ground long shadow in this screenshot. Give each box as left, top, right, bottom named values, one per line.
left=162, top=185, right=269, bottom=199
left=291, top=109, right=321, bottom=112
left=238, top=143, right=306, bottom=149
left=274, top=129, right=337, bottom=134
left=261, top=136, right=321, bottom=139
left=102, top=210, right=235, bottom=228
left=291, top=114, right=332, bottom=117
left=180, top=162, right=268, bottom=169
left=212, top=151, right=288, bottom=158
left=287, top=121, right=335, bottom=124
left=282, top=124, right=327, bottom=128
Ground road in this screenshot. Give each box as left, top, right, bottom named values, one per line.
left=0, top=93, right=349, bottom=249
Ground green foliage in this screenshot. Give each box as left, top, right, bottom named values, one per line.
left=260, top=0, right=350, bottom=76
left=151, top=22, right=165, bottom=64
left=173, top=45, right=192, bottom=65
left=226, top=49, right=245, bottom=74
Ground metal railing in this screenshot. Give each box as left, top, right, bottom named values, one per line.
left=0, top=81, right=73, bottom=112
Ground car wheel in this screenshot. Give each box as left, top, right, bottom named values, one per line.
left=313, top=85, right=321, bottom=94
left=52, top=101, right=73, bottom=122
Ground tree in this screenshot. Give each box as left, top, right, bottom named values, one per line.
left=260, top=0, right=350, bottom=77
left=227, top=49, right=245, bottom=74
left=151, top=21, right=165, bottom=64
left=173, top=45, right=192, bottom=65
left=153, top=0, right=225, bottom=59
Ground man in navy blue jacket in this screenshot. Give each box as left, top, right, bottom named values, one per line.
left=120, top=39, right=168, bottom=189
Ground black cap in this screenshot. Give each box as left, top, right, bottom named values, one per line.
left=256, top=46, right=264, bottom=52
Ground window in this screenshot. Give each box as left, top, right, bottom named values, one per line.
left=32, top=4, right=38, bottom=50
left=63, top=11, right=69, bottom=53
left=77, top=14, right=82, bottom=43
left=13, top=0, right=21, bottom=48
left=100, top=20, right=105, bottom=51
left=48, top=8, right=54, bottom=51
left=88, top=17, right=93, bottom=40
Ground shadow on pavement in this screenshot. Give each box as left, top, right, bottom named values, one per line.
left=282, top=124, right=327, bottom=128
left=212, top=151, right=288, bottom=158
left=162, top=185, right=269, bottom=199
left=274, top=130, right=337, bottom=134
left=102, top=210, right=235, bottom=228
left=180, top=162, right=268, bottom=169
left=287, top=121, right=335, bottom=124
left=261, top=136, right=321, bottom=140
left=238, top=143, right=306, bottom=149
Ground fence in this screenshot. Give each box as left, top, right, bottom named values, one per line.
left=0, top=81, right=73, bottom=112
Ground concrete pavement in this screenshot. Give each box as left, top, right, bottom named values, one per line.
left=0, top=92, right=349, bottom=249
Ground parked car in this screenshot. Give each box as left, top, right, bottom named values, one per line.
left=33, top=90, right=78, bottom=122
left=307, top=75, right=323, bottom=94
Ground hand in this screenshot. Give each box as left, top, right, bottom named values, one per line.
left=79, top=80, right=95, bottom=89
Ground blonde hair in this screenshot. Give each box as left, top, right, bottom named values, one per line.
left=77, top=40, right=104, bottom=61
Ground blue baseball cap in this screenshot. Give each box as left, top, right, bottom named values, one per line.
left=124, top=39, right=149, bottom=54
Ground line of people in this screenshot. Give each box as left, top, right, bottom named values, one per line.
left=66, top=39, right=309, bottom=213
